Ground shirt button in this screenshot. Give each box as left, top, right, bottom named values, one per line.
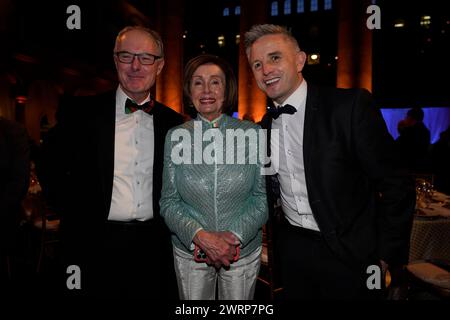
left=135, top=161, right=138, bottom=166
left=135, top=141, right=138, bottom=145
left=137, top=181, right=140, bottom=185
left=137, top=204, right=141, bottom=208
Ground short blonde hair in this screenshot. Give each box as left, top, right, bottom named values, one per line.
left=244, top=24, right=300, bottom=56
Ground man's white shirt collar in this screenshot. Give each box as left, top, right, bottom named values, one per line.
left=273, top=79, right=307, bottom=111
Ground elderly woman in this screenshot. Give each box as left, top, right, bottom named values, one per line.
left=160, top=54, right=268, bottom=300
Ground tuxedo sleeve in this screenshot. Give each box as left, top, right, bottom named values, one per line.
left=40, top=96, right=76, bottom=212
left=351, top=89, right=415, bottom=266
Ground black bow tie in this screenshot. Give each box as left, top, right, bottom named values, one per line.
left=267, top=104, right=297, bottom=119
left=125, top=98, right=155, bottom=115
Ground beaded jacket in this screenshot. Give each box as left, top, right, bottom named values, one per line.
left=160, top=114, right=268, bottom=258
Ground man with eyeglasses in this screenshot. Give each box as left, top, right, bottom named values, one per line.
left=46, top=26, right=183, bottom=299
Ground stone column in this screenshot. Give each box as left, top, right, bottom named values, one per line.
left=336, top=0, right=372, bottom=91
left=238, top=0, right=268, bottom=122
left=155, top=0, right=184, bottom=112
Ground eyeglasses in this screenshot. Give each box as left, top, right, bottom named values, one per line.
left=114, top=51, right=162, bottom=65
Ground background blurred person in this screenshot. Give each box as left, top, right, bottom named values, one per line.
left=396, top=107, right=431, bottom=173
left=0, top=117, right=30, bottom=294
left=430, top=126, right=450, bottom=194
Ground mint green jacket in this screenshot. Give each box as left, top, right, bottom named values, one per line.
left=160, top=114, right=268, bottom=258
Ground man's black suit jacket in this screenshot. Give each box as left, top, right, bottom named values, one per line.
left=261, top=85, right=415, bottom=267
left=46, top=90, right=184, bottom=273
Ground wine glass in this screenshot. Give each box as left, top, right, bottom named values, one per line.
left=415, top=177, right=434, bottom=209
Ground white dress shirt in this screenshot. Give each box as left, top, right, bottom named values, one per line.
left=108, top=86, right=154, bottom=221
left=271, top=80, right=320, bottom=231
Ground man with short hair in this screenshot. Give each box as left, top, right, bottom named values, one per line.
left=245, top=24, right=415, bottom=300
left=47, top=26, right=183, bottom=298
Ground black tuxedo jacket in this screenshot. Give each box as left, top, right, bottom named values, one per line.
left=261, top=85, right=415, bottom=267
left=46, top=91, right=184, bottom=260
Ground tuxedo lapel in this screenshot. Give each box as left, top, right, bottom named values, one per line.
left=303, top=85, right=320, bottom=186
left=150, top=102, right=165, bottom=218
left=95, top=92, right=116, bottom=216
left=260, top=113, right=272, bottom=158
left=152, top=103, right=163, bottom=166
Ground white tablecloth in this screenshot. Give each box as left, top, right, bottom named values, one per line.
left=409, top=192, right=450, bottom=262
left=416, top=191, right=450, bottom=218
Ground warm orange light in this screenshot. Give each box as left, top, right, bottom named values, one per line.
left=385, top=270, right=392, bottom=288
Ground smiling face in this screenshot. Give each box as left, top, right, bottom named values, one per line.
left=247, top=34, right=306, bottom=105
left=189, top=63, right=226, bottom=121
left=114, top=29, right=164, bottom=104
